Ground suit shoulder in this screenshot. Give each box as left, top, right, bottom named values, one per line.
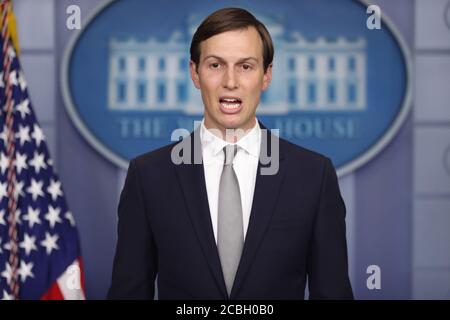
left=131, top=141, right=178, bottom=171
left=278, top=137, right=336, bottom=188
left=279, top=136, right=329, bottom=165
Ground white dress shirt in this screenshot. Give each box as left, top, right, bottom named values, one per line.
left=200, top=118, right=261, bottom=243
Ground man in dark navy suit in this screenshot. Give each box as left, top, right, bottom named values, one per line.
left=108, top=7, right=353, bottom=300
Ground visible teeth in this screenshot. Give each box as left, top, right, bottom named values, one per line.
left=221, top=103, right=240, bottom=109
left=222, top=98, right=239, bottom=103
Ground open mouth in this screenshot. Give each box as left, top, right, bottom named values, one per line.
left=219, top=97, right=242, bottom=114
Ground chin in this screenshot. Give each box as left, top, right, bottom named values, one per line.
left=221, top=118, right=244, bottom=130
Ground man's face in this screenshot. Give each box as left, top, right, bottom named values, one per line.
left=190, top=26, right=272, bottom=135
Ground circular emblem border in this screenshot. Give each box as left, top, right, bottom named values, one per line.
left=60, top=0, right=413, bottom=177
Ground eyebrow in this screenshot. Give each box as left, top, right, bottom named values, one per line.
left=202, top=55, right=259, bottom=63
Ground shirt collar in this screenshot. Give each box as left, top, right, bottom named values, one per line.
left=200, top=118, right=261, bottom=161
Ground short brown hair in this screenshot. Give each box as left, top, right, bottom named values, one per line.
left=190, top=8, right=274, bottom=72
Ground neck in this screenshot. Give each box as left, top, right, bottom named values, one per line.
left=204, top=118, right=256, bottom=143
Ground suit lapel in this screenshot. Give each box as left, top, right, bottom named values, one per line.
left=230, top=125, right=287, bottom=299
left=174, top=124, right=287, bottom=299
left=174, top=128, right=228, bottom=298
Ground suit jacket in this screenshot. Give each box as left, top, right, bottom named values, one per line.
left=108, top=122, right=353, bottom=300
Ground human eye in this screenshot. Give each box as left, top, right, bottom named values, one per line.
left=209, top=62, right=221, bottom=69
left=241, top=63, right=253, bottom=71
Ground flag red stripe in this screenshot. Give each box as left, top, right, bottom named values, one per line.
left=78, top=257, right=86, bottom=295
left=40, top=282, right=64, bottom=300
left=39, top=257, right=86, bottom=300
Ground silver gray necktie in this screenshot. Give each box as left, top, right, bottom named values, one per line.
left=217, top=144, right=244, bottom=296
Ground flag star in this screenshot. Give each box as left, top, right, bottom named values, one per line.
left=2, top=289, right=14, bottom=300
left=0, top=210, right=5, bottom=225
left=40, top=232, right=59, bottom=255
left=18, top=260, right=34, bottom=283
left=27, top=178, right=45, bottom=201
left=0, top=125, right=7, bottom=146
left=0, top=72, right=4, bottom=88
left=8, top=70, right=18, bottom=86
left=0, top=152, right=10, bottom=175
left=65, top=211, right=76, bottom=227
left=0, top=183, right=7, bottom=201
left=29, top=151, right=47, bottom=174
left=1, top=290, right=13, bottom=300
left=16, top=99, right=30, bottom=119
left=14, top=181, right=25, bottom=201
left=4, top=209, right=23, bottom=227
left=18, top=71, right=27, bottom=91
left=7, top=46, right=16, bottom=59
left=47, top=179, right=63, bottom=201
left=20, top=234, right=38, bottom=256
left=2, top=237, right=20, bottom=252
left=3, top=245, right=10, bottom=255
left=3, top=239, right=12, bottom=251
left=31, top=124, right=45, bottom=147
left=45, top=205, right=62, bottom=228
left=15, top=124, right=31, bottom=146
left=1, top=262, right=13, bottom=285
left=23, top=206, right=41, bottom=228
left=6, top=209, right=23, bottom=226
left=15, top=152, right=28, bottom=174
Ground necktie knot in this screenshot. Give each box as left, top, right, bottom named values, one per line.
left=223, top=144, right=237, bottom=166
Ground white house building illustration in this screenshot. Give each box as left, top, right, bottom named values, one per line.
left=108, top=14, right=366, bottom=114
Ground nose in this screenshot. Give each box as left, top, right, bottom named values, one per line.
left=223, top=68, right=238, bottom=90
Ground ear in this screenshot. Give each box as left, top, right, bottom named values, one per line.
left=189, top=60, right=201, bottom=89
left=262, top=63, right=273, bottom=91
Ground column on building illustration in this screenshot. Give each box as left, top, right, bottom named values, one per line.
left=345, top=52, right=366, bottom=110
left=284, top=35, right=366, bottom=112
left=107, top=14, right=366, bottom=114
left=135, top=55, right=147, bottom=107
left=108, top=35, right=194, bottom=111
left=109, top=47, right=131, bottom=109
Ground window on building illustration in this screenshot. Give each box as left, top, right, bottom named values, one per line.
left=327, top=81, right=336, bottom=103
left=288, top=57, right=296, bottom=72
left=328, top=57, right=335, bottom=71
left=118, top=57, right=126, bottom=72
left=348, top=56, right=356, bottom=72
left=158, top=58, right=166, bottom=71
left=177, top=82, right=187, bottom=103
left=117, top=81, right=126, bottom=103
left=347, top=82, right=356, bottom=103
left=157, top=81, right=166, bottom=103
left=308, top=57, right=315, bottom=72
left=288, top=79, right=297, bottom=104
left=138, top=57, right=146, bottom=72
left=137, top=81, right=146, bottom=103
left=307, top=82, right=316, bottom=103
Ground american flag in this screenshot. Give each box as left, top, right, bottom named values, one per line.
left=0, top=1, right=85, bottom=299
